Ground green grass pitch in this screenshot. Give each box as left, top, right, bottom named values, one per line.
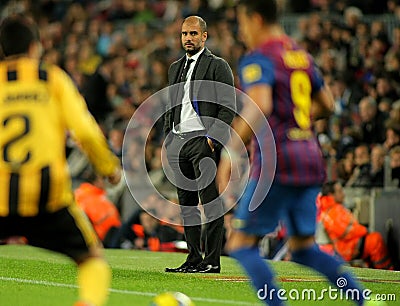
left=0, top=245, right=399, bottom=305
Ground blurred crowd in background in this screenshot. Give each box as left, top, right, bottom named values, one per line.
left=1, top=0, right=400, bottom=254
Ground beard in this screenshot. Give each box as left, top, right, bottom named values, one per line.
left=184, top=45, right=202, bottom=56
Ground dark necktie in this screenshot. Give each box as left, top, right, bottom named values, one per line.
left=181, top=58, right=194, bottom=81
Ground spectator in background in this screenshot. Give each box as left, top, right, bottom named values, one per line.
left=77, top=40, right=102, bottom=76
left=390, top=146, right=400, bottom=187
left=358, top=96, right=388, bottom=144
left=379, top=97, right=394, bottom=115
left=317, top=48, right=338, bottom=76
left=375, top=74, right=399, bottom=107
left=330, top=72, right=363, bottom=117
left=315, top=119, right=333, bottom=159
left=96, top=21, right=113, bottom=57
left=148, top=57, right=169, bottom=90
left=385, top=25, right=400, bottom=74
left=389, top=100, right=400, bottom=124
left=42, top=47, right=62, bottom=66
left=343, top=6, right=363, bottom=32
left=384, top=51, right=400, bottom=84
left=62, top=2, right=87, bottom=31
left=317, top=181, right=394, bottom=270
left=384, top=120, right=400, bottom=151
left=82, top=56, right=116, bottom=124
left=335, top=124, right=361, bottom=160
left=346, top=144, right=372, bottom=187
left=370, top=144, right=386, bottom=187
left=108, top=124, right=125, bottom=159
left=106, top=82, right=129, bottom=120
left=62, top=54, right=84, bottom=90
left=369, top=34, right=390, bottom=69
left=291, top=16, right=309, bottom=42
left=337, top=150, right=355, bottom=184
left=132, top=0, right=156, bottom=24
left=74, top=173, right=122, bottom=248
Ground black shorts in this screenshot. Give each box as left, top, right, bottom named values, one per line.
left=0, top=205, right=100, bottom=261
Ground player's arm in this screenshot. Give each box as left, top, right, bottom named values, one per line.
left=53, top=67, right=121, bottom=183
left=310, top=62, right=335, bottom=121
left=213, top=59, right=236, bottom=126
left=229, top=84, right=272, bottom=152
left=311, top=84, right=335, bottom=121
left=217, top=55, right=273, bottom=190
left=217, top=83, right=271, bottom=191
left=226, top=54, right=274, bottom=152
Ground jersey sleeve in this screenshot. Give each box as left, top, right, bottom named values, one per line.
left=52, top=66, right=120, bottom=176
left=239, top=53, right=275, bottom=91
left=310, top=62, right=324, bottom=95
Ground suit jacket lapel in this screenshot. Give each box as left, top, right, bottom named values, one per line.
left=169, top=56, right=186, bottom=112
left=193, top=47, right=212, bottom=81
left=192, top=47, right=212, bottom=102
left=172, top=56, right=186, bottom=84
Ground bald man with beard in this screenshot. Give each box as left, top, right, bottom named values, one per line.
left=163, top=16, right=235, bottom=273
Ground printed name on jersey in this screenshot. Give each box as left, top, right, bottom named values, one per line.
left=242, top=63, right=262, bottom=84
left=287, top=128, right=313, bottom=141
left=4, top=92, right=49, bottom=103
left=282, top=50, right=310, bottom=69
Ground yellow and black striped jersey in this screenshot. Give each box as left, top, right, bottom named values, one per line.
left=0, top=57, right=120, bottom=217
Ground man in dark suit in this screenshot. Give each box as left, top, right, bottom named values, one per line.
left=164, top=15, right=235, bottom=273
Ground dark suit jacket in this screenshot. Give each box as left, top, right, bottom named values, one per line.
left=164, top=47, right=236, bottom=147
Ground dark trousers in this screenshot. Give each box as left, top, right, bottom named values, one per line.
left=166, top=133, right=224, bottom=266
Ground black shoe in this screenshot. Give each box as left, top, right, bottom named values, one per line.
left=165, top=261, right=197, bottom=273
left=187, top=263, right=220, bottom=273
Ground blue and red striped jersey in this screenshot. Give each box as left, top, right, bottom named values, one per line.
left=239, top=35, right=326, bottom=186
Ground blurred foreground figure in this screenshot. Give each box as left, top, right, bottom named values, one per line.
left=218, top=1, right=368, bottom=305
left=0, top=16, right=121, bottom=306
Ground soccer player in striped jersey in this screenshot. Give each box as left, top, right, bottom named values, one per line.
left=218, top=1, right=367, bottom=305
left=0, top=16, right=121, bottom=306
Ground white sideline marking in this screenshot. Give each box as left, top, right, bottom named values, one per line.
left=0, top=276, right=258, bottom=305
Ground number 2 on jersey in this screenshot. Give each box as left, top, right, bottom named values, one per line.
left=2, top=114, right=31, bottom=165
left=290, top=70, right=312, bottom=130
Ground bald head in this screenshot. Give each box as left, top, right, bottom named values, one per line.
left=359, top=96, right=377, bottom=123
left=181, top=15, right=208, bottom=56
left=183, top=16, right=207, bottom=33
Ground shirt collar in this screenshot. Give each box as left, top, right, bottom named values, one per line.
left=186, top=47, right=205, bottom=63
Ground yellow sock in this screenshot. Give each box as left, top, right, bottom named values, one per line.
left=77, top=257, right=111, bottom=306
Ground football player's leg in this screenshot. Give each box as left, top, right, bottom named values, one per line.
left=227, top=180, right=285, bottom=306
left=30, top=205, right=111, bottom=306
left=286, top=186, right=364, bottom=306
left=68, top=205, right=111, bottom=306
left=76, top=254, right=111, bottom=306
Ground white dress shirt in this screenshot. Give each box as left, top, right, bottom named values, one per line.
left=173, top=48, right=205, bottom=134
